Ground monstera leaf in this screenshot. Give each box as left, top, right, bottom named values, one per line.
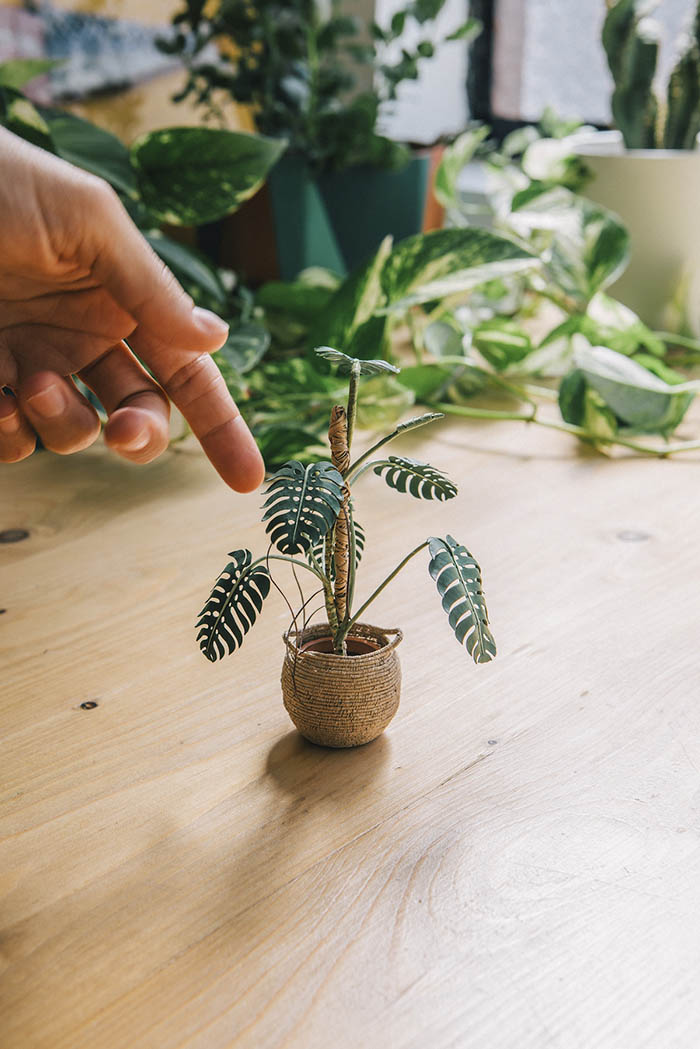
left=373, top=457, right=457, bottom=500
left=262, top=461, right=345, bottom=554
left=428, top=535, right=496, bottom=664
left=196, top=549, right=271, bottom=662
left=314, top=346, right=400, bottom=376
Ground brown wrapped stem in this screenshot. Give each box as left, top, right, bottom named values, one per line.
left=329, top=405, right=351, bottom=475
left=328, top=405, right=351, bottom=630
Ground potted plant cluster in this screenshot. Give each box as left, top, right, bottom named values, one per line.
left=577, top=0, right=700, bottom=331
left=162, top=0, right=480, bottom=280
left=196, top=346, right=496, bottom=748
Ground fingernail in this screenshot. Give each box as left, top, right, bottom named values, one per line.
left=192, top=307, right=229, bottom=339
left=27, top=384, right=64, bottom=419
left=0, top=409, right=19, bottom=434
left=119, top=428, right=150, bottom=452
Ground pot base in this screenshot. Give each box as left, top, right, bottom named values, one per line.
left=281, top=624, right=403, bottom=748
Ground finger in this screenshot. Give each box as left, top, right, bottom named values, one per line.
left=17, top=372, right=101, bottom=455
left=0, top=391, right=36, bottom=462
left=80, top=187, right=265, bottom=489
left=79, top=342, right=170, bottom=464
left=129, top=343, right=265, bottom=492
left=84, top=184, right=230, bottom=358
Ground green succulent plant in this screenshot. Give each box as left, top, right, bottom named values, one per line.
left=197, top=346, right=496, bottom=662
left=603, top=0, right=700, bottom=149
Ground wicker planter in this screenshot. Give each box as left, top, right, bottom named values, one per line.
left=281, top=623, right=403, bottom=748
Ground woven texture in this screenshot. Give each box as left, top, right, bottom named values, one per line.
left=281, top=623, right=403, bottom=748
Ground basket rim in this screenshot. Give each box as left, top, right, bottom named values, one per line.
left=283, top=622, right=403, bottom=659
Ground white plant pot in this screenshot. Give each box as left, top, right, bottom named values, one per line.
left=576, top=130, right=700, bottom=333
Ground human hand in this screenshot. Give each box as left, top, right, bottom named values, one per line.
left=0, top=126, right=265, bottom=491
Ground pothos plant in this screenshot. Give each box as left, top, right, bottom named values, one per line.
left=162, top=0, right=480, bottom=173
left=196, top=346, right=496, bottom=664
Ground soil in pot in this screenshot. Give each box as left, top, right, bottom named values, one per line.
left=281, top=623, right=402, bottom=749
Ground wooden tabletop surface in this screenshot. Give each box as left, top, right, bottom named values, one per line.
left=2, top=416, right=700, bottom=1049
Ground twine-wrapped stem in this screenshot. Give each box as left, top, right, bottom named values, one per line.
left=329, top=405, right=351, bottom=649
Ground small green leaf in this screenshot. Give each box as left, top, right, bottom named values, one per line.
left=428, top=535, right=496, bottom=664
left=472, top=319, right=533, bottom=370
left=373, top=456, right=457, bottom=500
left=217, top=323, right=271, bottom=375
left=145, top=232, right=228, bottom=308
left=196, top=549, right=271, bottom=662
left=131, top=127, right=287, bottom=226
left=314, top=346, right=399, bottom=375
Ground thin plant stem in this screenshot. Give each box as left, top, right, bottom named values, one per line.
left=341, top=541, right=429, bottom=643
left=345, top=360, right=361, bottom=454
left=435, top=402, right=700, bottom=457
left=346, top=412, right=444, bottom=480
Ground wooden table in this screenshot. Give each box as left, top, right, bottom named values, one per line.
left=2, top=417, right=700, bottom=1049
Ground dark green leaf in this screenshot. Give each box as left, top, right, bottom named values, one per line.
left=196, top=549, right=271, bottom=662
left=131, top=127, right=287, bottom=225
left=261, top=460, right=345, bottom=554
left=428, top=535, right=496, bottom=663
left=39, top=108, right=138, bottom=199
left=373, top=456, right=457, bottom=500
left=0, top=87, right=53, bottom=151
left=145, top=232, right=228, bottom=307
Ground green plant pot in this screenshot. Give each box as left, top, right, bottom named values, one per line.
left=267, top=152, right=433, bottom=279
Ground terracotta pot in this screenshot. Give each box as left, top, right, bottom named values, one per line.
left=281, top=623, right=403, bottom=748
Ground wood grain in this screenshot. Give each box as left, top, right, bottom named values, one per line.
left=2, top=418, right=700, bottom=1049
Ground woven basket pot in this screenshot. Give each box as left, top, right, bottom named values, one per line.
left=281, top=623, right=403, bottom=748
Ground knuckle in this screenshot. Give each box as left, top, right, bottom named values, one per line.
left=166, top=354, right=225, bottom=409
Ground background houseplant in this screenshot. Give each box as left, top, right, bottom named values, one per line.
left=197, top=345, right=496, bottom=748
left=576, top=0, right=700, bottom=330
left=162, top=0, right=480, bottom=279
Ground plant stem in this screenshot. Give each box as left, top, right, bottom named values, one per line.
left=434, top=402, right=700, bottom=457
left=346, top=412, right=444, bottom=480
left=341, top=540, right=429, bottom=643
left=345, top=360, right=361, bottom=454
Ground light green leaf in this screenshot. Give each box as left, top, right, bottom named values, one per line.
left=131, top=128, right=287, bottom=226
left=0, top=59, right=59, bottom=89
left=433, top=126, right=489, bottom=210
left=472, top=319, right=533, bottom=370
left=217, top=323, right=271, bottom=375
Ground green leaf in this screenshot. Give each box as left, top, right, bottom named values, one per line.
left=379, top=228, right=538, bottom=311
left=261, top=460, right=345, bottom=554
left=0, top=87, right=53, bottom=151
left=510, top=189, right=629, bottom=307
left=309, top=234, right=393, bottom=356
left=472, top=319, right=533, bottom=370
left=196, top=549, right=271, bottom=662
left=558, top=369, right=588, bottom=426
left=373, top=456, right=457, bottom=500
left=39, top=108, right=138, bottom=199
left=423, top=320, right=464, bottom=358
left=256, top=279, right=335, bottom=322
left=445, top=18, right=482, bottom=42
left=433, top=126, right=490, bottom=210
left=131, top=128, right=287, bottom=226
left=314, top=346, right=399, bottom=375
left=216, top=322, right=270, bottom=375
left=145, top=232, right=228, bottom=308
left=428, top=535, right=496, bottom=664
left=0, top=59, right=59, bottom=89
left=574, top=340, right=696, bottom=431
